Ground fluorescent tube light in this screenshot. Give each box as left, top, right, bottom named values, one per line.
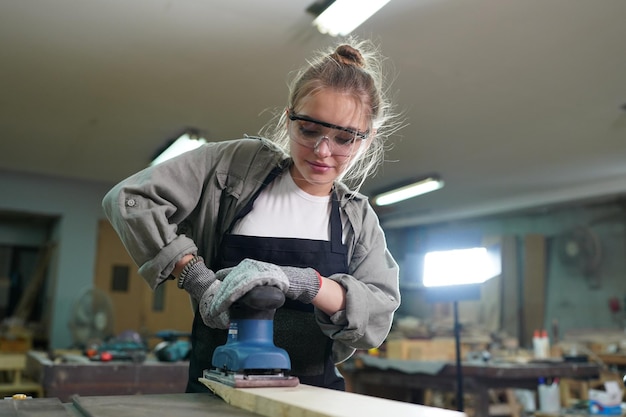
left=150, top=132, right=207, bottom=166
left=312, top=0, right=392, bottom=36
left=372, top=176, right=444, bottom=206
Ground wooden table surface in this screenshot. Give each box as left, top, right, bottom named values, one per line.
left=0, top=398, right=71, bottom=417
left=0, top=388, right=467, bottom=417
left=0, top=393, right=259, bottom=417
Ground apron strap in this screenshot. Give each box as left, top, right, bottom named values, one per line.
left=330, top=193, right=348, bottom=256
left=226, top=165, right=283, bottom=234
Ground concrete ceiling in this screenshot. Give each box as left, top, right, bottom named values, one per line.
left=1, top=0, right=625, bottom=228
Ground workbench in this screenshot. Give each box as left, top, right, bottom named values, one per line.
left=24, top=351, right=188, bottom=401
left=0, top=393, right=257, bottom=416
left=341, top=355, right=602, bottom=417
left=0, top=388, right=467, bottom=417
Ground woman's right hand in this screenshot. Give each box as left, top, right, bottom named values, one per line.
left=176, top=256, right=230, bottom=329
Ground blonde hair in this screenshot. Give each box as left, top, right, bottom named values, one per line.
left=261, top=37, right=403, bottom=193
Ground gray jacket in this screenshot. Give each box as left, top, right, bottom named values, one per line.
left=102, top=136, right=400, bottom=363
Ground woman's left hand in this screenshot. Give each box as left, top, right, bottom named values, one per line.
left=209, top=259, right=290, bottom=316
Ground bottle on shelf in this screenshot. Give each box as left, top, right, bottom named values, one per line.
left=533, top=329, right=549, bottom=359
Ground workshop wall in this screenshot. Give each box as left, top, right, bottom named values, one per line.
left=385, top=199, right=626, bottom=346
left=0, top=169, right=113, bottom=349
left=3, top=167, right=624, bottom=351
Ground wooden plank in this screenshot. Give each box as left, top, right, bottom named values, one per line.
left=385, top=337, right=489, bottom=361
left=12, top=243, right=56, bottom=323
left=597, top=353, right=626, bottom=366
left=200, top=378, right=466, bottom=417
left=0, top=353, right=26, bottom=369
left=522, top=234, right=546, bottom=347
left=501, top=235, right=520, bottom=341
left=478, top=272, right=501, bottom=333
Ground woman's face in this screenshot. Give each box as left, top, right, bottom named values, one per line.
left=288, top=89, right=370, bottom=196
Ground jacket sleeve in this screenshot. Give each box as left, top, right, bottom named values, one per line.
left=315, top=201, right=400, bottom=359
left=101, top=143, right=221, bottom=289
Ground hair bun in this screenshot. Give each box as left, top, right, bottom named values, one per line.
left=332, top=45, right=365, bottom=68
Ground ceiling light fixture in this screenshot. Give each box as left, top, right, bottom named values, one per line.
left=308, top=0, right=392, bottom=37
left=372, top=176, right=444, bottom=206
left=150, top=130, right=207, bottom=166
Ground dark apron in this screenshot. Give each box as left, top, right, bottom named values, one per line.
left=186, top=174, right=348, bottom=393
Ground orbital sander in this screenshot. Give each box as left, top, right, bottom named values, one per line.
left=203, top=285, right=299, bottom=388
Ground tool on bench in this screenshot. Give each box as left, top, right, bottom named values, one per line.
left=85, top=330, right=148, bottom=363
left=153, top=330, right=192, bottom=362
left=203, top=285, right=299, bottom=388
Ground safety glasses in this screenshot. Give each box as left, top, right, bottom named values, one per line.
left=288, top=110, right=369, bottom=157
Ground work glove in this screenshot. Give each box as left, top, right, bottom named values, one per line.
left=281, top=265, right=323, bottom=303
left=209, top=259, right=322, bottom=317
left=179, top=258, right=230, bottom=329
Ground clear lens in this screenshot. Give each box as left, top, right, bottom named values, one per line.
left=290, top=119, right=359, bottom=157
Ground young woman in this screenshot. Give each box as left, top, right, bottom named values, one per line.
left=102, top=38, right=402, bottom=392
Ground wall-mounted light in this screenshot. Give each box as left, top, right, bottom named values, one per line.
left=372, top=176, right=444, bottom=206
left=307, top=0, right=392, bottom=37
left=150, top=130, right=207, bottom=166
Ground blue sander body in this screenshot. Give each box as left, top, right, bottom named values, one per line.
left=203, top=286, right=300, bottom=388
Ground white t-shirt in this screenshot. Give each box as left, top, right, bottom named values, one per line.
left=231, top=171, right=331, bottom=241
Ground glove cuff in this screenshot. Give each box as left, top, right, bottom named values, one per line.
left=181, top=259, right=215, bottom=302
left=282, top=266, right=322, bottom=304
